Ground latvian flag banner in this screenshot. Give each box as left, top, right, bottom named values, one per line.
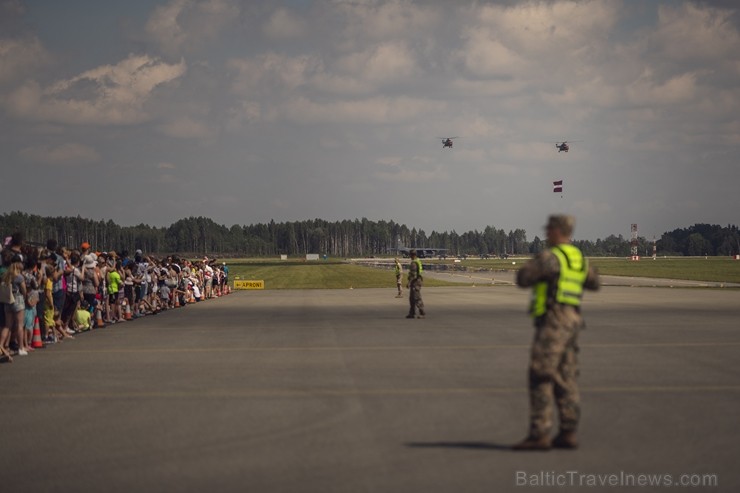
left=553, top=180, right=563, bottom=193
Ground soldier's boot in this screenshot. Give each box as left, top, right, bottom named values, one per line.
left=406, top=313, right=415, bottom=319
left=552, top=430, right=578, bottom=449
left=511, top=435, right=551, bottom=451
left=416, top=310, right=425, bottom=319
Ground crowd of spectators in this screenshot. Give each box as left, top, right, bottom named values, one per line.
left=0, top=232, right=230, bottom=363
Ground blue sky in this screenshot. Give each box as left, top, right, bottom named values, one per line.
left=1, top=0, right=738, bottom=240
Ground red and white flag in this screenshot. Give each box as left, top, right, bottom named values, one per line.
left=553, top=180, right=563, bottom=193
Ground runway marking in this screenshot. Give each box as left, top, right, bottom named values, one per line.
left=4, top=385, right=740, bottom=400
left=54, top=341, right=740, bottom=354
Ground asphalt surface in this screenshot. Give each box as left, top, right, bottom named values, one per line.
left=423, top=269, right=740, bottom=288
left=1, top=285, right=738, bottom=492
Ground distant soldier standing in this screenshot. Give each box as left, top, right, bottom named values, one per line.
left=406, top=250, right=425, bottom=319
left=513, top=215, right=599, bottom=450
left=394, top=258, right=403, bottom=298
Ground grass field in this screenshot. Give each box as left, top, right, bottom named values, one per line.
left=225, top=256, right=740, bottom=289
left=227, top=260, right=460, bottom=290
left=456, top=256, right=740, bottom=283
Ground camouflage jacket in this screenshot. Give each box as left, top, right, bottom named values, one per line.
left=516, top=247, right=600, bottom=328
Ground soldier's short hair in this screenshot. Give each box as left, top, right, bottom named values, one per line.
left=409, top=249, right=417, bottom=256
left=545, top=214, right=575, bottom=236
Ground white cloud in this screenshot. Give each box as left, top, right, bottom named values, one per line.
left=146, top=0, right=240, bottom=55
left=459, top=1, right=619, bottom=79
left=225, top=100, right=261, bottom=131
left=338, top=41, right=419, bottom=85
left=335, top=0, right=440, bottom=46
left=460, top=30, right=526, bottom=78
left=626, top=70, right=699, bottom=106
left=145, top=0, right=189, bottom=55
left=279, top=96, right=430, bottom=125
left=158, top=117, right=213, bottom=139
left=6, top=54, right=186, bottom=125
left=0, top=36, right=49, bottom=85
left=19, top=143, right=100, bottom=165
left=263, top=8, right=307, bottom=39
left=654, top=3, right=740, bottom=62
left=228, top=53, right=317, bottom=95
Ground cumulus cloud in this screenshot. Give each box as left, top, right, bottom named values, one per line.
left=263, top=8, right=307, bottom=39
left=627, top=70, right=699, bottom=106
left=146, top=0, right=240, bottom=55
left=19, top=143, right=100, bottom=165
left=335, top=0, right=440, bottom=46
left=0, top=36, right=49, bottom=85
left=228, top=53, right=317, bottom=95
left=6, top=54, right=186, bottom=125
left=278, top=96, right=431, bottom=125
left=337, top=41, right=419, bottom=85
left=158, top=116, right=213, bottom=139
left=654, top=3, right=740, bottom=62
left=1, top=0, right=739, bottom=239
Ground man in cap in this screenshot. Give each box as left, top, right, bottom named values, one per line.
left=512, top=214, right=599, bottom=450
left=405, top=250, right=425, bottom=319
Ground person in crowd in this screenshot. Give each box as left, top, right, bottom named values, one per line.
left=43, top=263, right=56, bottom=343
left=81, top=250, right=99, bottom=317
left=107, top=259, right=123, bottom=323
left=61, top=251, right=83, bottom=334
left=0, top=236, right=230, bottom=366
left=51, top=309, right=72, bottom=341
left=4, top=258, right=29, bottom=355
left=48, top=240, right=66, bottom=314
left=203, top=258, right=214, bottom=299
left=74, top=300, right=92, bottom=332
left=22, top=252, right=41, bottom=351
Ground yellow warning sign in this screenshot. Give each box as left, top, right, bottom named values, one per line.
left=234, top=280, right=265, bottom=290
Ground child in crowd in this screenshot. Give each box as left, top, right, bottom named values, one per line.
left=74, top=301, right=92, bottom=332
left=159, top=283, right=171, bottom=309
left=52, top=310, right=72, bottom=341
left=191, top=280, right=202, bottom=302
left=43, top=265, right=55, bottom=343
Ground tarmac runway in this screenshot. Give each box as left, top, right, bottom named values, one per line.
left=1, top=285, right=738, bottom=492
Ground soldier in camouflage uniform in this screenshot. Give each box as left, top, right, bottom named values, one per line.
left=405, top=250, right=425, bottom=319
left=394, top=258, right=403, bottom=298
left=513, top=215, right=599, bottom=450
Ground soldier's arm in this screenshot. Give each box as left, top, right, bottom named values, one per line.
left=584, top=265, right=600, bottom=291
left=516, top=251, right=557, bottom=287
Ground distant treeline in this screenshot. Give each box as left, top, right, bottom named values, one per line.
left=1, top=211, right=738, bottom=257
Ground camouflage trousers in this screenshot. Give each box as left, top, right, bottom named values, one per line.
left=527, top=315, right=581, bottom=438
left=408, top=280, right=424, bottom=316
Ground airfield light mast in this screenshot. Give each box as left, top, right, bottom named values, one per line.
left=652, top=236, right=657, bottom=260
left=630, top=224, right=639, bottom=261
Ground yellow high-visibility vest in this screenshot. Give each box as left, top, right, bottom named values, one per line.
left=409, top=258, right=423, bottom=280
left=530, top=244, right=587, bottom=317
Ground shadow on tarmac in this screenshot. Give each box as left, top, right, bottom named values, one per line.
left=406, top=441, right=513, bottom=451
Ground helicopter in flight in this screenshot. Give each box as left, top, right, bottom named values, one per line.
left=554, top=140, right=581, bottom=153
left=439, top=137, right=458, bottom=149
